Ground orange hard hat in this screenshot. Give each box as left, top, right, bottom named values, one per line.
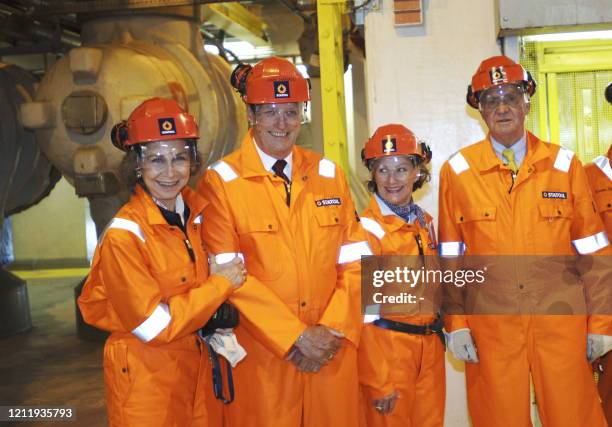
left=466, top=55, right=536, bottom=108
left=230, top=56, right=310, bottom=104
left=363, top=124, right=431, bottom=163
left=111, top=97, right=199, bottom=151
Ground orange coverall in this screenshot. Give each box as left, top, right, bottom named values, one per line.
left=358, top=195, right=445, bottom=427
left=585, top=144, right=612, bottom=425
left=78, top=186, right=232, bottom=427
left=438, top=131, right=610, bottom=427
left=197, top=130, right=371, bottom=427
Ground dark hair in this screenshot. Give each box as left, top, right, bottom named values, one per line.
left=363, top=155, right=430, bottom=193
left=119, top=141, right=204, bottom=193
left=230, top=63, right=252, bottom=97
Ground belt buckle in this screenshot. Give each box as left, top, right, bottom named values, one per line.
left=423, top=325, right=432, bottom=335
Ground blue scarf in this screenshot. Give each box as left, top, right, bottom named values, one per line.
left=379, top=196, right=427, bottom=227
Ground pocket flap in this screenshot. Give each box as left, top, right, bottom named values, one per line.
left=594, top=191, right=612, bottom=213
left=538, top=203, right=572, bottom=219
left=455, top=206, right=497, bottom=223
left=237, top=217, right=279, bottom=234
left=314, top=207, right=344, bottom=227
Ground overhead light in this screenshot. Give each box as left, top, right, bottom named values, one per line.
left=222, top=41, right=274, bottom=61
left=523, top=30, right=612, bottom=42
left=204, top=44, right=220, bottom=55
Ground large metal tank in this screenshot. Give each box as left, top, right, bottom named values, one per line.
left=0, top=63, right=62, bottom=338
left=20, top=11, right=247, bottom=234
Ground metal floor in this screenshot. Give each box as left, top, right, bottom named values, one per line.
left=0, top=271, right=107, bottom=427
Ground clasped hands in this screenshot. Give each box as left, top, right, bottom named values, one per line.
left=285, top=325, right=342, bottom=373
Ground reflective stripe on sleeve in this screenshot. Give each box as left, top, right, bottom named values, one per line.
left=215, top=252, right=245, bottom=264
left=448, top=152, right=469, bottom=174
left=132, top=303, right=171, bottom=342
left=363, top=304, right=381, bottom=324
left=319, top=158, right=336, bottom=178
left=108, top=218, right=145, bottom=242
left=572, top=231, right=609, bottom=255
left=553, top=147, right=574, bottom=173
left=363, top=314, right=381, bottom=324
left=438, top=241, right=466, bottom=257
left=210, top=161, right=238, bottom=182
left=360, top=217, right=386, bottom=240
left=338, top=241, right=373, bottom=264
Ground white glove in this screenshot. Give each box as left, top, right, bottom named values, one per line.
left=205, top=328, right=247, bottom=367
left=446, top=328, right=479, bottom=363
left=587, top=334, right=612, bottom=362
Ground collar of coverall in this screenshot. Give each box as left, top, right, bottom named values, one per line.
left=253, top=137, right=294, bottom=180
left=477, top=130, right=551, bottom=173
left=239, top=128, right=310, bottom=180
left=134, top=185, right=207, bottom=226
left=371, top=194, right=422, bottom=233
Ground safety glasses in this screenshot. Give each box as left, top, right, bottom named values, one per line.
left=372, top=156, right=419, bottom=181
left=254, top=103, right=303, bottom=125
left=137, top=140, right=195, bottom=173
left=479, top=84, right=527, bottom=112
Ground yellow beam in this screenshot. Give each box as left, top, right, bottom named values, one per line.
left=202, top=3, right=268, bottom=47
left=11, top=268, right=90, bottom=280
left=317, top=0, right=350, bottom=175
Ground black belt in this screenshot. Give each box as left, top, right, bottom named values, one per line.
left=373, top=316, right=446, bottom=346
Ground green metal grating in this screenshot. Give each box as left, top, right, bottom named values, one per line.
left=519, top=40, right=541, bottom=138
left=520, top=39, right=612, bottom=163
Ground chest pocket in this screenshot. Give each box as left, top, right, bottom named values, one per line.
left=314, top=207, right=344, bottom=228
left=455, top=206, right=497, bottom=223
left=537, top=203, right=573, bottom=221
left=151, top=264, right=197, bottom=300
left=534, top=202, right=574, bottom=252
left=594, top=190, right=612, bottom=214
left=593, top=191, right=612, bottom=237
left=237, top=217, right=282, bottom=281
left=237, top=217, right=279, bottom=234
left=455, top=206, right=498, bottom=252
left=314, top=207, right=345, bottom=249
left=312, top=207, right=345, bottom=273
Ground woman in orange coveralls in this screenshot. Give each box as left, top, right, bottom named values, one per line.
left=358, top=124, right=445, bottom=427
left=78, top=97, right=245, bottom=427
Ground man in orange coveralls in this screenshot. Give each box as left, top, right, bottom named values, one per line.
left=78, top=98, right=246, bottom=426
left=358, top=124, right=445, bottom=427
left=197, top=56, right=372, bottom=426
left=438, top=56, right=611, bottom=427
left=585, top=82, right=612, bottom=425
